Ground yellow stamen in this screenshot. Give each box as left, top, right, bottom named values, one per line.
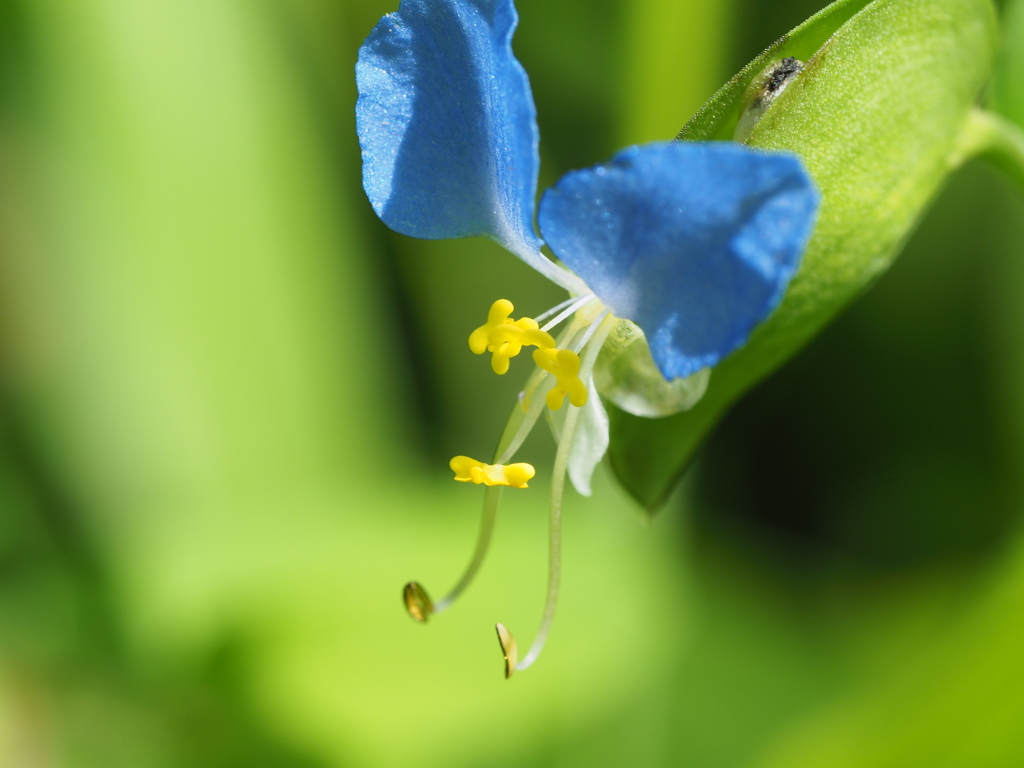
left=487, top=318, right=555, bottom=375
left=469, top=299, right=515, bottom=355
left=532, top=348, right=588, bottom=410
left=450, top=456, right=536, bottom=488
left=522, top=326, right=555, bottom=350
left=469, top=300, right=556, bottom=374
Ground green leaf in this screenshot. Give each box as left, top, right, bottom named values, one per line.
left=678, top=0, right=873, bottom=143
left=609, top=0, right=999, bottom=511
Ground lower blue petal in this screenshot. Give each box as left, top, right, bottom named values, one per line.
left=356, top=0, right=542, bottom=259
left=537, top=142, right=820, bottom=380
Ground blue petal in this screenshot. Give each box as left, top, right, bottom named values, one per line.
left=356, top=0, right=544, bottom=263
left=537, top=142, right=820, bottom=379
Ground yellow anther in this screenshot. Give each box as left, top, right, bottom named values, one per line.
left=469, top=299, right=515, bottom=355
left=450, top=456, right=536, bottom=488
left=533, top=348, right=588, bottom=410
left=469, top=300, right=556, bottom=374
left=522, top=326, right=555, bottom=350
left=485, top=317, right=532, bottom=375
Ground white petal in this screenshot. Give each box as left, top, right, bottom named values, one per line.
left=547, top=379, right=609, bottom=497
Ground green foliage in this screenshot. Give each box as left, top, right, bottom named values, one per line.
left=608, top=0, right=999, bottom=510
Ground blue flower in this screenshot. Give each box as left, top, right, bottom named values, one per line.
left=356, top=0, right=820, bottom=677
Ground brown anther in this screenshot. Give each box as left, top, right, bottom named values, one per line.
left=495, top=623, right=518, bottom=679
left=403, top=581, right=433, bottom=623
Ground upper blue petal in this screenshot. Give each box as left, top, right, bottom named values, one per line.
left=538, top=142, right=820, bottom=380
left=356, top=0, right=542, bottom=260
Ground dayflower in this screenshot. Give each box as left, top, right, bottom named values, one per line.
left=356, top=0, right=820, bottom=677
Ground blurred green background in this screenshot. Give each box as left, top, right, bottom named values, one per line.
left=2, top=0, right=1024, bottom=765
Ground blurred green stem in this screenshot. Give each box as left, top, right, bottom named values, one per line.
left=955, top=108, right=1024, bottom=191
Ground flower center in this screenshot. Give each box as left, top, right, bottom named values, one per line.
left=401, top=293, right=617, bottom=677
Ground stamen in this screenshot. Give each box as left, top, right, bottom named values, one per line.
left=572, top=308, right=612, bottom=353
left=430, top=485, right=502, bottom=615
left=495, top=623, right=518, bottom=679
left=403, top=581, right=433, bottom=622
left=540, top=293, right=596, bottom=333
left=533, top=293, right=589, bottom=325
left=500, top=399, right=578, bottom=674
left=499, top=321, right=579, bottom=463
left=533, top=348, right=587, bottom=410
left=505, top=314, right=617, bottom=675
left=423, top=363, right=559, bottom=620
left=486, top=320, right=555, bottom=375
left=498, top=375, right=550, bottom=465
left=518, top=362, right=553, bottom=415
left=450, top=456, right=536, bottom=488
left=470, top=300, right=556, bottom=375
left=411, top=304, right=616, bottom=647
left=469, top=299, right=515, bottom=355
